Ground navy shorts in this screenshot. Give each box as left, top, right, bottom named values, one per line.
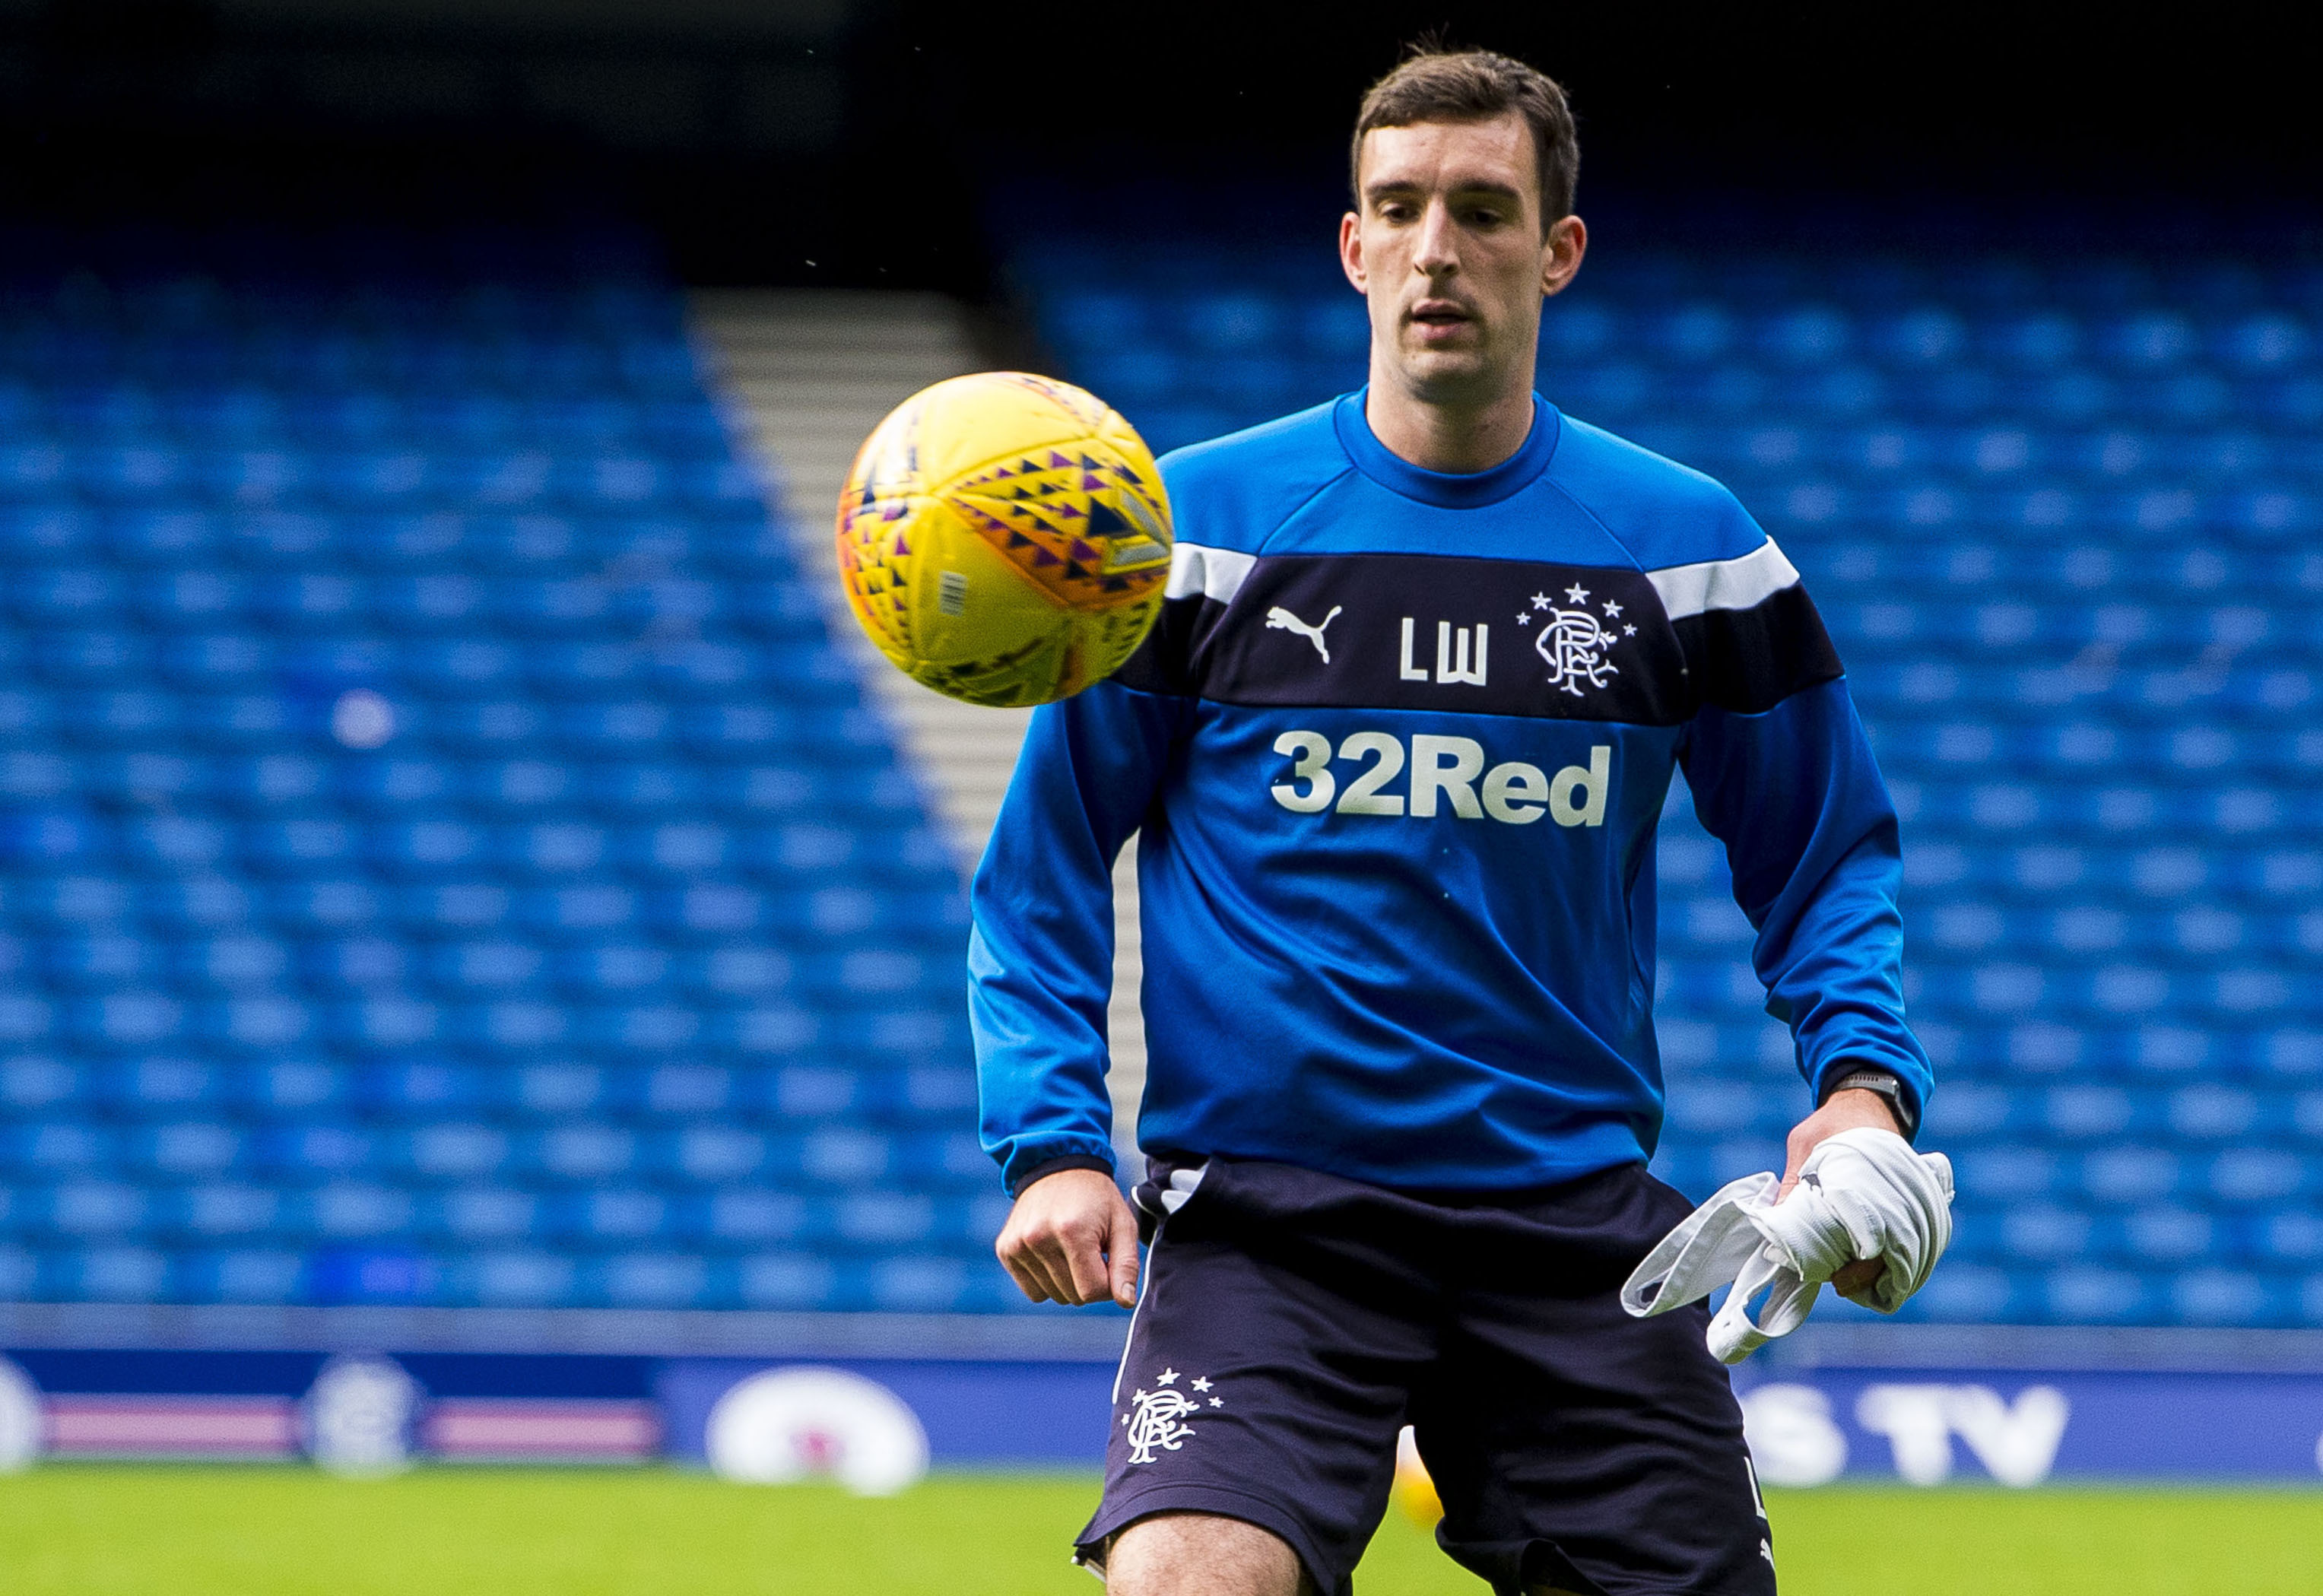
left=1075, top=1158, right=1774, bottom=1596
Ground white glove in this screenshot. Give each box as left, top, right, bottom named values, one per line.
left=1620, top=1128, right=1955, bottom=1364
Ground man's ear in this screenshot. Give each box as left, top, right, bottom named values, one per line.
left=1541, top=214, right=1588, bottom=299
left=1339, top=211, right=1367, bottom=294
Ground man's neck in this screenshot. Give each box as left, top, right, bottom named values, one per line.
left=1363, top=371, right=1536, bottom=475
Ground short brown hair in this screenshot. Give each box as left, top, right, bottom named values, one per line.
left=1351, top=46, right=1579, bottom=224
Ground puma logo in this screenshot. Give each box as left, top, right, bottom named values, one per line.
left=1265, top=604, right=1342, bottom=664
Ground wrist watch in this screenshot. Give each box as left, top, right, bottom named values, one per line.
left=1821, top=1067, right=1918, bottom=1142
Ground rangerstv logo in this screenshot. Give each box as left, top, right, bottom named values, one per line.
left=1740, top=1382, right=2072, bottom=1488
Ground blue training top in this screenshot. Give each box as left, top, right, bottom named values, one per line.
left=969, top=391, right=1929, bottom=1196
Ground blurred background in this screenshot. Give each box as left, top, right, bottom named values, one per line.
left=1, top=0, right=2321, bottom=1578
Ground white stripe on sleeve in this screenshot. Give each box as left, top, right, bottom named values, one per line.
left=1646, top=539, right=1802, bottom=620
left=1163, top=542, right=1257, bottom=605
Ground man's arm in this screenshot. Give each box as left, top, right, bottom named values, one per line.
left=1681, top=666, right=1931, bottom=1302
left=1682, top=674, right=1931, bottom=1124
left=970, top=678, right=1184, bottom=1307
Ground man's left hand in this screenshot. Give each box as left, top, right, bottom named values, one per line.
left=1776, top=1087, right=1906, bottom=1303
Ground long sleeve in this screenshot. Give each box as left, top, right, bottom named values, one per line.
left=1680, top=674, right=1932, bottom=1123
left=970, top=678, right=1185, bottom=1194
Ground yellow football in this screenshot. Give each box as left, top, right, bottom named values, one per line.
left=835, top=372, right=1174, bottom=708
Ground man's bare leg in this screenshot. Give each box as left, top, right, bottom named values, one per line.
left=1104, top=1512, right=1313, bottom=1596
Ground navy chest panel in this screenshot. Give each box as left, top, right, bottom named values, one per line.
left=1178, top=553, right=1690, bottom=725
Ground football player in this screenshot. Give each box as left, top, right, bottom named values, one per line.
left=972, top=45, right=1925, bottom=1596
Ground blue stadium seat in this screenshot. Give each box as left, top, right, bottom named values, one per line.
left=11, top=567, right=123, bottom=624
left=2039, top=1085, right=2141, bottom=1140
left=259, top=1122, right=377, bottom=1177
left=2079, top=1145, right=2188, bottom=1204
left=128, top=1122, right=245, bottom=1178
left=830, top=1191, right=936, bottom=1251
left=427, top=939, right=545, bottom=993
left=234, top=1059, right=350, bottom=1116
left=360, top=1060, right=483, bottom=1115
left=2245, top=1210, right=2323, bottom=1269
left=527, top=1122, right=635, bottom=1183
left=0, top=1056, right=81, bottom=1113
left=46, top=1245, right=171, bottom=1302
left=40, top=1180, right=152, bottom=1238
left=397, top=1122, right=513, bottom=1182
left=401, top=638, right=519, bottom=693
left=519, top=883, right=636, bottom=935
left=425, top=1186, right=540, bottom=1242
left=798, top=1127, right=893, bottom=1187
left=170, top=1183, right=284, bottom=1239
left=554, top=1188, right=671, bottom=1244
left=338, top=757, right=456, bottom=811
left=595, top=1251, right=712, bottom=1309
left=454, top=1249, right=580, bottom=1308
left=695, top=1189, right=812, bottom=1249
left=1999, top=1204, right=2093, bottom=1263
left=866, top=1254, right=975, bottom=1314
left=176, top=1248, right=307, bottom=1304
left=2117, top=1206, right=2217, bottom=1264
left=733, top=1250, right=837, bottom=1310
left=893, top=1131, right=989, bottom=1191
left=662, top=1124, right=766, bottom=1184
left=4, top=1122, right=118, bottom=1177
left=2041, top=1265, right=2160, bottom=1325
left=1950, top=1144, right=2066, bottom=1201
left=0, top=506, right=93, bottom=556
left=2169, top=1269, right=2287, bottom=1327
left=1907, top=1262, right=2029, bottom=1322
left=902, top=1065, right=978, bottom=1121
left=302, top=1182, right=418, bottom=1240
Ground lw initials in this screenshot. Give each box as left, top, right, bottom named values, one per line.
left=1399, top=618, right=1488, bottom=686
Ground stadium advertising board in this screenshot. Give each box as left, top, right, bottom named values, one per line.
left=7, top=1349, right=2323, bottom=1484
left=1734, top=1368, right=2323, bottom=1485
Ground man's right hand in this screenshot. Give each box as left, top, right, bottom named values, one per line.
left=995, top=1167, right=1141, bottom=1309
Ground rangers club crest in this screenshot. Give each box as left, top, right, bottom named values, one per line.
left=1122, top=1369, right=1223, bottom=1464
left=1519, top=582, right=1636, bottom=697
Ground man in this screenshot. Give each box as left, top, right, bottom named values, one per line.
left=969, top=46, right=1928, bottom=1596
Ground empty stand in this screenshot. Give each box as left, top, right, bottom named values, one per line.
left=0, top=227, right=1020, bottom=1314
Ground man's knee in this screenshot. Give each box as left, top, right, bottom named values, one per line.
left=1103, top=1511, right=1312, bottom=1596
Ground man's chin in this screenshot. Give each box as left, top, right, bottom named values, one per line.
left=1389, top=347, right=1502, bottom=403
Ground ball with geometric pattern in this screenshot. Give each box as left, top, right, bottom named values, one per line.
left=836, top=371, right=1174, bottom=707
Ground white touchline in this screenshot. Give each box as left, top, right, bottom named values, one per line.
left=1265, top=604, right=1342, bottom=663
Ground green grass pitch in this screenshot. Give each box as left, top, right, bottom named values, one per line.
left=3, top=1467, right=2320, bottom=1594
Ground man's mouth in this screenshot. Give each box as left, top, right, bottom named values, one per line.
left=1408, top=301, right=1476, bottom=339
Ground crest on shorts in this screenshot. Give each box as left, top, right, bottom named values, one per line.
left=1122, top=1369, right=1223, bottom=1465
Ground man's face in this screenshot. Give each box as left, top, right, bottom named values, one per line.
left=1341, top=113, right=1583, bottom=408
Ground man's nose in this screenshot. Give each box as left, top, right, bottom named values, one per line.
left=1411, top=198, right=1460, bottom=276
